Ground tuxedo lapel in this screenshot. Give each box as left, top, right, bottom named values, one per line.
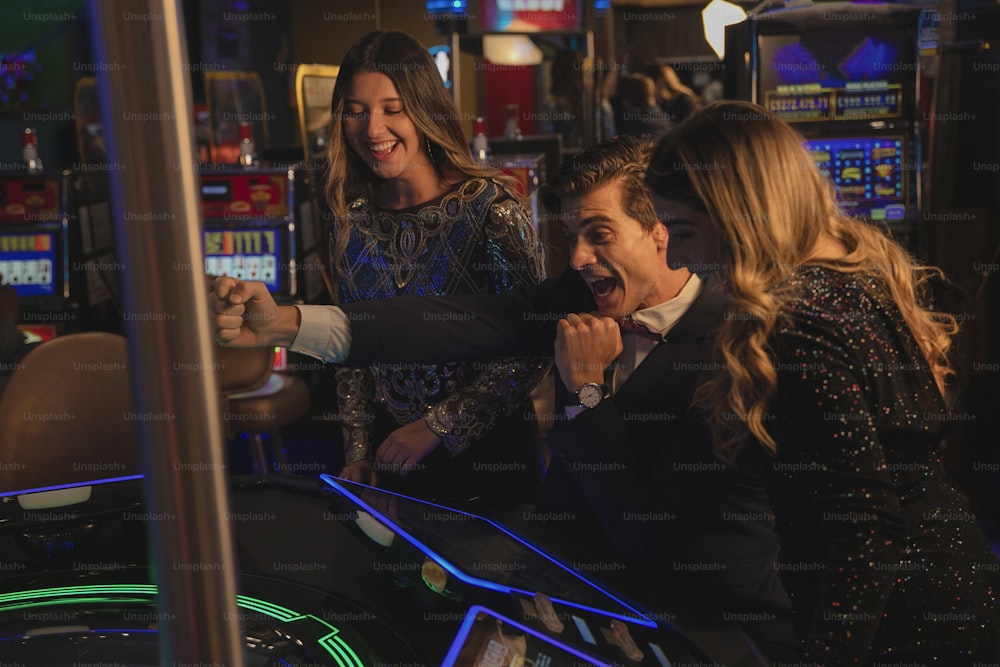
left=612, top=336, right=701, bottom=408
left=612, top=274, right=726, bottom=408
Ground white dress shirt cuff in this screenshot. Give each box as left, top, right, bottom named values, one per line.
left=289, top=305, right=352, bottom=362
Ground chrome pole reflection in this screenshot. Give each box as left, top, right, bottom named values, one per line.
left=88, top=1, right=245, bottom=665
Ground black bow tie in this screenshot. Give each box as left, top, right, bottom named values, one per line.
left=619, top=315, right=664, bottom=342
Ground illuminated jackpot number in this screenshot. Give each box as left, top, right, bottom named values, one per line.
left=769, top=96, right=829, bottom=114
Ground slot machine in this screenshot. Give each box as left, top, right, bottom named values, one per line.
left=725, top=3, right=931, bottom=248
left=0, top=472, right=721, bottom=666
left=69, top=171, right=123, bottom=333
left=199, top=166, right=326, bottom=306
left=0, top=169, right=71, bottom=341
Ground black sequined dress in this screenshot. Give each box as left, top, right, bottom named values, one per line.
left=334, top=177, right=549, bottom=503
left=766, top=265, right=999, bottom=664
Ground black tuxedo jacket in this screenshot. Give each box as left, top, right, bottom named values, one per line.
left=342, top=270, right=800, bottom=662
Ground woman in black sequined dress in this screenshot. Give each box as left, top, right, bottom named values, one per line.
left=323, top=31, right=549, bottom=505
left=647, top=101, right=999, bottom=664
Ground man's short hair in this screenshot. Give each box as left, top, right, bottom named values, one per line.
left=540, top=135, right=660, bottom=233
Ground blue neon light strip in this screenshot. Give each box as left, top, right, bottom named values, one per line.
left=441, top=605, right=612, bottom=667
left=0, top=475, right=145, bottom=499
left=319, top=474, right=656, bottom=628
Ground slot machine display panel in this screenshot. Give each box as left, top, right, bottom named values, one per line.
left=0, top=230, right=61, bottom=301
left=803, top=135, right=909, bottom=223
left=199, top=168, right=299, bottom=302
left=0, top=175, right=62, bottom=224
left=0, top=172, right=72, bottom=334
left=746, top=5, right=926, bottom=245
left=319, top=475, right=708, bottom=666
left=757, top=28, right=915, bottom=125
left=202, top=225, right=288, bottom=295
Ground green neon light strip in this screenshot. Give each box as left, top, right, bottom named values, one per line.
left=0, top=584, right=158, bottom=603
left=0, top=585, right=363, bottom=667
left=0, top=597, right=152, bottom=614
left=235, top=595, right=300, bottom=622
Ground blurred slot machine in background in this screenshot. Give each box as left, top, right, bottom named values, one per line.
left=486, top=153, right=545, bottom=232
left=70, top=170, right=122, bottom=334
left=726, top=4, right=932, bottom=249
left=199, top=167, right=325, bottom=306
left=0, top=168, right=70, bottom=342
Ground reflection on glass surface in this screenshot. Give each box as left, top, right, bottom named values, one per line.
left=320, top=475, right=655, bottom=626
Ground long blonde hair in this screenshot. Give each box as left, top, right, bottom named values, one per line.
left=647, top=100, right=957, bottom=458
left=324, top=31, right=514, bottom=283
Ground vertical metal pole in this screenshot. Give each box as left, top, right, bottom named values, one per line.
left=88, top=2, right=245, bottom=666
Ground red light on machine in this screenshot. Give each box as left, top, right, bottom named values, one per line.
left=272, top=346, right=287, bottom=372
left=18, top=324, right=57, bottom=342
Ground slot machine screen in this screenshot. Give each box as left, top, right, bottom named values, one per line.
left=203, top=227, right=284, bottom=294
left=0, top=231, right=59, bottom=297
left=321, top=475, right=654, bottom=625
left=758, top=29, right=914, bottom=123
left=803, top=136, right=907, bottom=222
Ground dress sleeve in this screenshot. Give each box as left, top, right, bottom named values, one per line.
left=336, top=366, right=376, bottom=465
left=769, top=318, right=907, bottom=664
left=424, top=193, right=551, bottom=455
left=333, top=239, right=377, bottom=466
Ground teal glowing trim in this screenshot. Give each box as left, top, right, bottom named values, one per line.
left=0, top=584, right=363, bottom=667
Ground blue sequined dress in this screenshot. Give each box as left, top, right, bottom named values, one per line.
left=334, top=177, right=549, bottom=503
left=766, top=265, right=999, bottom=664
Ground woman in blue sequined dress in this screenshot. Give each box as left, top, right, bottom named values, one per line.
left=647, top=100, right=999, bottom=664
left=324, top=31, right=549, bottom=505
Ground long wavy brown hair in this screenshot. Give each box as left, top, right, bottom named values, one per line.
left=647, top=100, right=957, bottom=458
left=324, top=30, right=514, bottom=286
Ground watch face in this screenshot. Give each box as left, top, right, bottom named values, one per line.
left=578, top=383, right=604, bottom=408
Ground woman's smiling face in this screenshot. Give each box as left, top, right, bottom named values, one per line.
left=342, top=71, right=432, bottom=182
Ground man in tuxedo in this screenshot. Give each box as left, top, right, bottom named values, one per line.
left=214, top=137, right=800, bottom=663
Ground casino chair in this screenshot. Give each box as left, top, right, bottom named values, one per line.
left=216, top=344, right=310, bottom=476
left=0, top=332, right=139, bottom=498
left=0, top=332, right=141, bottom=559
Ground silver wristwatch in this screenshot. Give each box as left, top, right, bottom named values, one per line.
left=575, top=382, right=610, bottom=409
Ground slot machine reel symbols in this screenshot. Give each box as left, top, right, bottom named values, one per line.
left=260, top=256, right=276, bottom=285
left=246, top=256, right=260, bottom=281
left=21, top=260, right=37, bottom=285
left=6, top=260, right=23, bottom=285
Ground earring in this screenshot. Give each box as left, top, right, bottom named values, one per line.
left=425, top=137, right=435, bottom=163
